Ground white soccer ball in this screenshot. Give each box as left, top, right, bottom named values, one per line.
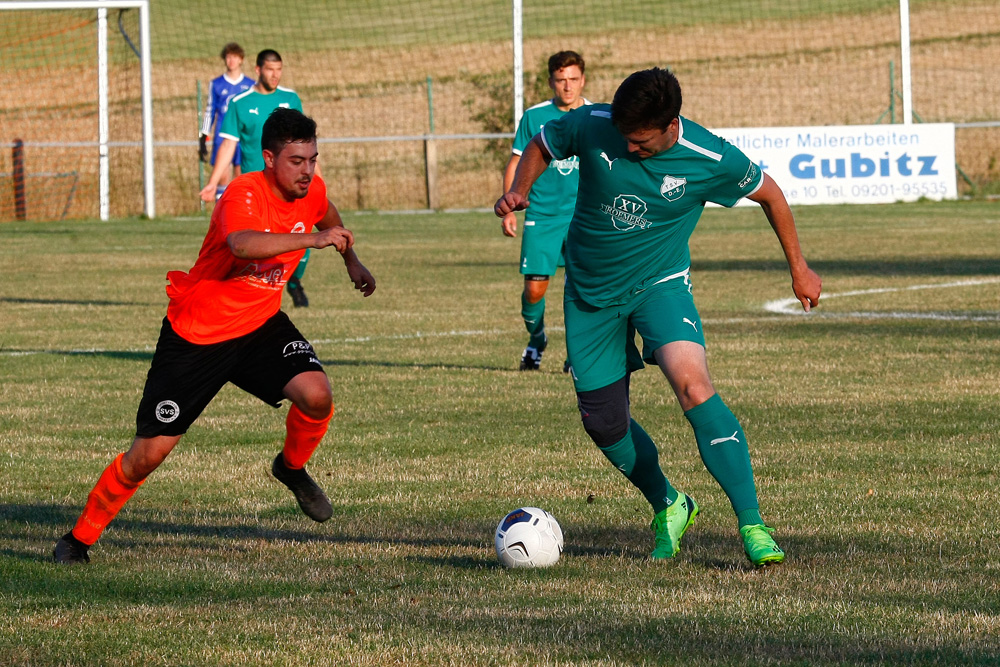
left=494, top=507, right=563, bottom=568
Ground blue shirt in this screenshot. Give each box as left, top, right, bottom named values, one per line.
left=201, top=73, right=254, bottom=136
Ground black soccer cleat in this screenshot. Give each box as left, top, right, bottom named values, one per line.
left=53, top=531, right=90, bottom=565
left=519, top=334, right=547, bottom=371
left=271, top=453, right=332, bottom=522
left=286, top=282, right=309, bottom=308
left=519, top=346, right=543, bottom=371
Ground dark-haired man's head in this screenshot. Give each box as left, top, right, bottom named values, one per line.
left=255, top=50, right=284, bottom=92
left=547, top=50, right=586, bottom=110
left=262, top=108, right=318, bottom=201
left=612, top=68, right=683, bottom=158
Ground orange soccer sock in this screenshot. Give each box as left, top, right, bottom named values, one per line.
left=281, top=404, right=333, bottom=470
left=71, top=453, right=145, bottom=546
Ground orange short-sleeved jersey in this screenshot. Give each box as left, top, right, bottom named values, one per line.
left=166, top=172, right=329, bottom=344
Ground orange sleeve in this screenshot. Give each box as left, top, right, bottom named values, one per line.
left=216, top=177, right=268, bottom=238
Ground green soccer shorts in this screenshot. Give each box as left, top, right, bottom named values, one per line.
left=520, top=216, right=571, bottom=277
left=564, top=271, right=705, bottom=392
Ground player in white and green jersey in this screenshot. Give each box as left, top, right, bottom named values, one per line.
left=501, top=51, right=589, bottom=371
left=200, top=50, right=313, bottom=308
left=496, top=68, right=822, bottom=567
left=217, top=84, right=302, bottom=174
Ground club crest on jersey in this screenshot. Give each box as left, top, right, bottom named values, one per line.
left=553, top=156, right=579, bottom=176
left=659, top=175, right=687, bottom=201
left=600, top=194, right=651, bottom=231
left=291, top=222, right=306, bottom=234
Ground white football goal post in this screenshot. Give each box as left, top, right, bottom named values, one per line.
left=0, top=0, right=154, bottom=220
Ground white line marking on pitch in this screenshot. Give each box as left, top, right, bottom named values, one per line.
left=6, top=280, right=997, bottom=358
left=763, top=277, right=1000, bottom=321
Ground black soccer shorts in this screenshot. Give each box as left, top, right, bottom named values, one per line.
left=135, top=311, right=324, bottom=437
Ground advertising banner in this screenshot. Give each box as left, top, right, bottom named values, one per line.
left=713, top=123, right=957, bottom=206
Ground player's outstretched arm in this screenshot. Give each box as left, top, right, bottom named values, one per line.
left=317, top=199, right=377, bottom=297
left=494, top=136, right=552, bottom=218
left=227, top=227, right=353, bottom=259
left=500, top=154, right=521, bottom=237
left=199, top=139, right=238, bottom=202
left=747, top=173, right=822, bottom=312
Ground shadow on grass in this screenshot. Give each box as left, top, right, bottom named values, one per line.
left=1, top=502, right=496, bottom=555
left=0, top=297, right=153, bottom=307
left=320, top=358, right=518, bottom=372
left=746, top=315, right=1000, bottom=341
left=3, top=349, right=156, bottom=361
left=4, top=350, right=513, bottom=369
left=694, top=257, right=1000, bottom=277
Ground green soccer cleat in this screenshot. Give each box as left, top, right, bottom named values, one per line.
left=650, top=493, right=698, bottom=560
left=740, top=524, right=786, bottom=567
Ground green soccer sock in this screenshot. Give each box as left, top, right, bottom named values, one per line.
left=685, top=394, right=763, bottom=527
left=521, top=293, right=546, bottom=347
left=597, top=420, right=678, bottom=514
left=289, top=249, right=311, bottom=288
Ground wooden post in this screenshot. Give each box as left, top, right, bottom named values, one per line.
left=12, top=138, right=26, bottom=220
left=424, top=138, right=439, bottom=210
left=424, top=76, right=439, bottom=210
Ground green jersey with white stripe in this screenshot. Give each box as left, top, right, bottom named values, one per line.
left=219, top=86, right=303, bottom=173
left=513, top=99, right=589, bottom=222
left=540, top=105, right=763, bottom=307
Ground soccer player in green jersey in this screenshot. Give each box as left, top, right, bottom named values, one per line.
left=501, top=51, right=589, bottom=371
left=495, top=68, right=822, bottom=566
left=200, top=50, right=314, bottom=308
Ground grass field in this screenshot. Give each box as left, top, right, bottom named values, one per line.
left=1, top=200, right=999, bottom=665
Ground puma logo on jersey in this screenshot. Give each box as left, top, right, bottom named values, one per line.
left=709, top=431, right=740, bottom=446
left=599, top=151, right=617, bottom=170
left=249, top=108, right=259, bottom=115
left=683, top=317, right=698, bottom=331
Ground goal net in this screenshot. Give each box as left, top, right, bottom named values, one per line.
left=0, top=0, right=153, bottom=222
left=2, top=0, right=997, bottom=220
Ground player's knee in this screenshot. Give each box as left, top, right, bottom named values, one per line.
left=523, top=277, right=549, bottom=303
left=673, top=380, right=715, bottom=412
left=294, top=389, right=333, bottom=421
left=577, top=378, right=630, bottom=448
left=123, top=435, right=179, bottom=481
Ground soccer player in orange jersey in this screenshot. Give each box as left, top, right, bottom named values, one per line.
left=54, top=108, right=376, bottom=564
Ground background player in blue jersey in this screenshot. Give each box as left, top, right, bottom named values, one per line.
left=199, top=43, right=254, bottom=201
left=501, top=51, right=589, bottom=371
left=496, top=68, right=822, bottom=567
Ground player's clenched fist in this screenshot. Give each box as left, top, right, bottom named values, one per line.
left=494, top=192, right=529, bottom=218
left=313, top=226, right=353, bottom=253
